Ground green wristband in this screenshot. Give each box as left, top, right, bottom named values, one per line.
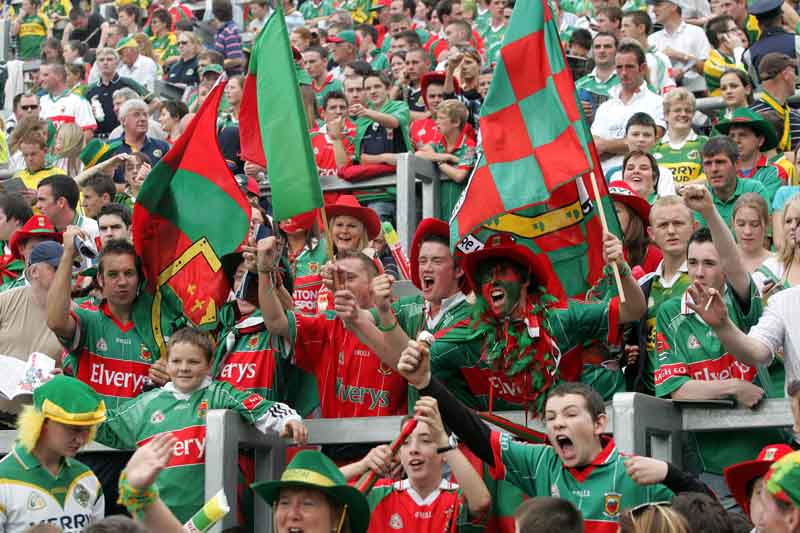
left=118, top=470, right=159, bottom=520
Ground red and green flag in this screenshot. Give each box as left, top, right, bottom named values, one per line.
left=450, top=0, right=593, bottom=237
left=132, top=80, right=251, bottom=357
left=239, top=9, right=323, bottom=221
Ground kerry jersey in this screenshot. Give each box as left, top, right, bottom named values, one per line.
left=652, top=134, right=708, bottom=187
left=0, top=444, right=104, bottom=533
left=96, top=379, right=300, bottom=522
left=61, top=302, right=155, bottom=410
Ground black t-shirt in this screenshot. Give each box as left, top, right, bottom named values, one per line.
left=86, top=75, right=146, bottom=135
left=167, top=56, right=199, bottom=86
left=406, top=86, right=426, bottom=113
left=360, top=120, right=406, bottom=155
left=70, top=13, right=104, bottom=49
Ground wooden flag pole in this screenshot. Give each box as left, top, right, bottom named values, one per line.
left=320, top=205, right=336, bottom=261
left=586, top=144, right=626, bottom=304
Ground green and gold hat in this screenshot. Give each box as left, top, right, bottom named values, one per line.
left=766, top=450, right=800, bottom=509
left=17, top=375, right=106, bottom=451
left=251, top=450, right=369, bottom=533
left=115, top=35, right=139, bottom=51
left=713, top=107, right=780, bottom=152
left=34, top=375, right=106, bottom=426
left=80, top=138, right=122, bottom=168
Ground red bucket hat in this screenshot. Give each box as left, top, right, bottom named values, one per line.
left=609, top=180, right=651, bottom=227
left=409, top=218, right=470, bottom=292
left=9, top=215, right=63, bottom=260
left=420, top=72, right=460, bottom=109
left=723, top=443, right=794, bottom=517
left=460, top=233, right=550, bottom=292
left=325, top=195, right=381, bottom=240
left=280, top=209, right=318, bottom=234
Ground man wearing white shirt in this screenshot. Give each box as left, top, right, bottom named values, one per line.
left=39, top=64, right=97, bottom=141
left=592, top=42, right=666, bottom=174
left=647, top=0, right=711, bottom=93
left=621, top=11, right=677, bottom=95
left=115, top=36, right=159, bottom=93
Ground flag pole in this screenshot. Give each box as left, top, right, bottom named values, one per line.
left=320, top=205, right=336, bottom=262
left=587, top=143, right=626, bottom=304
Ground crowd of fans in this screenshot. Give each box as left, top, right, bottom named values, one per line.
left=0, top=0, right=799, bottom=530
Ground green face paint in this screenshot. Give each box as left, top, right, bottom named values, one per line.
left=478, top=260, right=525, bottom=317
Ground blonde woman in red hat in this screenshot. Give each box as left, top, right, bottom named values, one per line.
left=609, top=180, right=662, bottom=277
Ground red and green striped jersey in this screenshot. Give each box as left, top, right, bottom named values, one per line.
left=212, top=306, right=320, bottom=417
left=61, top=301, right=155, bottom=410
left=654, top=283, right=788, bottom=474
left=490, top=432, right=674, bottom=533
left=96, top=379, right=300, bottom=522
left=367, top=479, right=471, bottom=532
left=288, top=310, right=408, bottom=418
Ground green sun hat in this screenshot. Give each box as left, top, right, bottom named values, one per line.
left=251, top=450, right=369, bottom=533
left=713, top=107, right=779, bottom=152
left=34, top=375, right=107, bottom=426
left=766, top=450, right=800, bottom=510
left=80, top=138, right=122, bottom=168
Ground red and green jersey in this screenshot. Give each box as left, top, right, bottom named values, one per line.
left=310, top=123, right=355, bottom=177
left=288, top=239, right=329, bottom=315
left=367, top=479, right=472, bottom=532
left=738, top=155, right=784, bottom=203
left=96, top=379, right=300, bottom=523
left=640, top=264, right=692, bottom=394
left=654, top=283, right=787, bottom=474
left=490, top=432, right=673, bottom=533
left=479, top=22, right=507, bottom=56
left=652, top=134, right=708, bottom=187
left=61, top=301, right=156, bottom=410
left=429, top=298, right=621, bottom=412
left=411, top=117, right=442, bottom=150
left=212, top=306, right=320, bottom=417
left=432, top=130, right=478, bottom=219
left=311, top=74, right=343, bottom=107
left=288, top=310, right=407, bottom=418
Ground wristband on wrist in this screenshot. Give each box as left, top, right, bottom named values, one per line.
left=118, top=470, right=159, bottom=520
left=377, top=318, right=399, bottom=332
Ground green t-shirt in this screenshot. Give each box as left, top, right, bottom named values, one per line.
left=432, top=132, right=477, bottom=220
left=96, top=380, right=298, bottom=522
left=299, top=0, right=334, bottom=19
left=652, top=135, right=708, bottom=187
left=0, top=443, right=104, bottom=533
left=696, top=178, right=770, bottom=229
left=654, top=281, right=787, bottom=474
left=490, top=431, right=674, bottom=530
left=739, top=159, right=783, bottom=204
left=575, top=71, right=620, bottom=97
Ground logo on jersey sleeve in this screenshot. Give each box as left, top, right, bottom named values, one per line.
left=389, top=513, right=403, bottom=529
left=604, top=493, right=622, bottom=517
left=73, top=483, right=90, bottom=508
left=243, top=393, right=263, bottom=411
left=28, top=492, right=46, bottom=510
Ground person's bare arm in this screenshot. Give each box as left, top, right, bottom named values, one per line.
left=670, top=377, right=765, bottom=407
left=47, top=226, right=81, bottom=340
left=603, top=231, right=647, bottom=323
left=327, top=117, right=351, bottom=168
left=593, top=136, right=629, bottom=156
left=683, top=184, right=750, bottom=299
left=257, top=237, right=290, bottom=338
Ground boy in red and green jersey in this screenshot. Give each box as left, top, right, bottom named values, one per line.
left=96, top=327, right=305, bottom=523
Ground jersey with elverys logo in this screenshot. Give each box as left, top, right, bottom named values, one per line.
left=59, top=301, right=155, bottom=411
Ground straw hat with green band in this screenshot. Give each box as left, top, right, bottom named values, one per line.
left=116, top=35, right=139, bottom=51
left=713, top=107, right=780, bottom=152
left=80, top=138, right=123, bottom=168
left=16, top=375, right=107, bottom=451
left=251, top=450, right=369, bottom=533
left=765, top=450, right=800, bottom=509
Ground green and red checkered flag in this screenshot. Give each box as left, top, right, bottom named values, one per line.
left=132, top=80, right=251, bottom=358
left=450, top=0, right=593, bottom=237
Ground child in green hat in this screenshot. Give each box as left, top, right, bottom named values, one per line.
left=0, top=375, right=107, bottom=533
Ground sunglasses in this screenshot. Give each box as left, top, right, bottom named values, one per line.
left=21, top=105, right=39, bottom=110
left=628, top=501, right=672, bottom=518
left=178, top=40, right=190, bottom=45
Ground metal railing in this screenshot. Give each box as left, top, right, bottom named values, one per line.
left=0, top=394, right=791, bottom=531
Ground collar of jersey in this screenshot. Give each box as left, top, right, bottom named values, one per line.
left=163, top=376, right=212, bottom=398
left=99, top=301, right=135, bottom=332
left=565, top=435, right=616, bottom=483
left=394, top=478, right=457, bottom=504
left=14, top=442, right=72, bottom=472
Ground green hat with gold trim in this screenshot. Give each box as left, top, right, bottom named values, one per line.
left=115, top=35, right=139, bottom=51
left=80, top=138, right=122, bottom=168
left=17, top=375, right=106, bottom=451
left=713, top=107, right=780, bottom=152
left=766, top=450, right=800, bottom=509
left=251, top=450, right=369, bottom=533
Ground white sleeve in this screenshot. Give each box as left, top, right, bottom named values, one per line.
left=75, top=97, right=97, bottom=130
left=92, top=490, right=106, bottom=523
left=255, top=402, right=301, bottom=435
left=747, top=295, right=788, bottom=357
left=694, top=30, right=712, bottom=60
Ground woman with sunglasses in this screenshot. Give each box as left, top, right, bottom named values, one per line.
left=166, top=31, right=201, bottom=89
left=618, top=502, right=690, bottom=533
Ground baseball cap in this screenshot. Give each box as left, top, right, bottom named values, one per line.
left=758, top=53, right=796, bottom=81
left=28, top=241, right=64, bottom=268
left=200, top=63, right=224, bottom=77
left=327, top=30, right=359, bottom=47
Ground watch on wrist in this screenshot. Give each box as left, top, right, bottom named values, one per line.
left=437, top=433, right=459, bottom=454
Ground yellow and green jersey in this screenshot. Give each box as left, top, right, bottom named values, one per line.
left=652, top=133, right=708, bottom=187
left=17, top=13, right=50, bottom=60
left=704, top=49, right=742, bottom=96
left=150, top=32, right=179, bottom=65
left=0, top=443, right=104, bottom=533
